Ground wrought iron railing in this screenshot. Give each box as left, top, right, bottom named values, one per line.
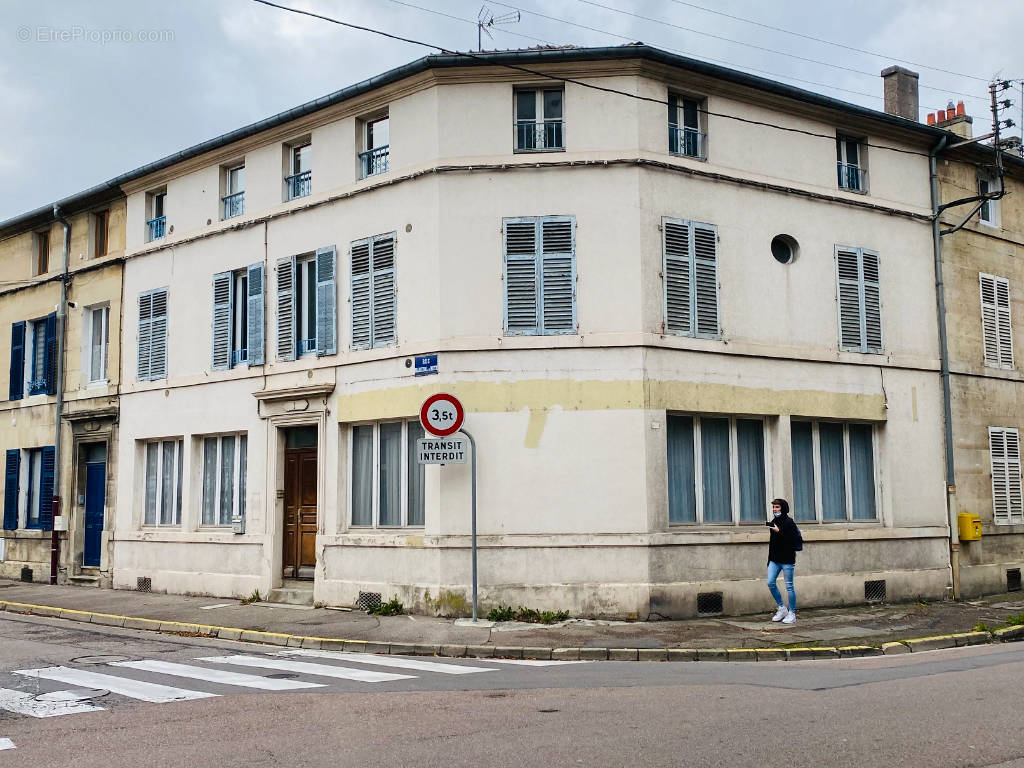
left=514, top=120, right=564, bottom=151
left=668, top=126, right=707, bottom=159
left=359, top=145, right=390, bottom=179
left=222, top=192, right=245, bottom=219
left=231, top=349, right=248, bottom=366
left=146, top=216, right=166, bottom=241
left=286, top=170, right=311, bottom=200
left=837, top=162, right=867, bottom=192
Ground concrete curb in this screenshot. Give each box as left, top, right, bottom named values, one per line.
left=0, top=599, right=1016, bottom=662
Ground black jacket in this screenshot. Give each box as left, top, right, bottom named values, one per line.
left=768, top=513, right=799, bottom=566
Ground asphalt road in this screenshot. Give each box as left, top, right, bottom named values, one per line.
left=2, top=612, right=1024, bottom=768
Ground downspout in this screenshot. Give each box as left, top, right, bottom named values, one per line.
left=929, top=136, right=960, bottom=599
left=51, top=205, right=71, bottom=585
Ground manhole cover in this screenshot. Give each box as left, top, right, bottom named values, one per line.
left=36, top=688, right=109, bottom=702
left=67, top=654, right=136, bottom=665
left=265, top=673, right=298, bottom=679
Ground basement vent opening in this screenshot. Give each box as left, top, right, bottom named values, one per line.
left=1008, top=569, right=1022, bottom=592
left=20, top=566, right=32, bottom=583
left=696, top=592, right=723, bottom=615
left=136, top=577, right=152, bottom=593
left=357, top=591, right=382, bottom=612
left=864, top=579, right=887, bottom=603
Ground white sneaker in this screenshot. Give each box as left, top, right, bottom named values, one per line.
left=771, top=606, right=787, bottom=622
left=782, top=611, right=796, bottom=624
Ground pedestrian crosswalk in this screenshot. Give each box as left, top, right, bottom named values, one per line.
left=0, top=651, right=583, bottom=722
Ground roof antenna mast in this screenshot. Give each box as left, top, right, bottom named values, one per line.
left=477, top=5, right=520, bottom=52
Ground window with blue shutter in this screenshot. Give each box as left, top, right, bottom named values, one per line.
left=276, top=256, right=296, bottom=361
left=211, top=272, right=232, bottom=371
left=315, top=246, right=337, bottom=356
left=247, top=262, right=265, bottom=365
left=39, top=446, right=55, bottom=531
left=350, top=234, right=396, bottom=349
left=3, top=449, right=18, bottom=530
left=662, top=217, right=719, bottom=338
left=836, top=246, right=882, bottom=353
left=138, top=288, right=169, bottom=380
left=43, top=313, right=57, bottom=395
left=503, top=216, right=576, bottom=335
left=8, top=322, right=25, bottom=401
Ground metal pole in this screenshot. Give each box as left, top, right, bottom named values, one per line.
left=51, top=206, right=71, bottom=586
left=461, top=429, right=478, bottom=621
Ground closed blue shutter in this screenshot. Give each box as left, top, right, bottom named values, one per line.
left=43, top=313, right=57, bottom=395
left=247, top=263, right=265, bottom=365
left=371, top=235, right=396, bottom=347
left=351, top=240, right=371, bottom=350
left=539, top=217, right=575, bottom=334
left=39, top=446, right=55, bottom=531
left=503, top=219, right=539, bottom=334
left=9, top=322, right=25, bottom=401
left=276, top=256, right=296, bottom=361
left=211, top=271, right=232, bottom=371
left=3, top=449, right=18, bottom=530
left=315, top=246, right=337, bottom=356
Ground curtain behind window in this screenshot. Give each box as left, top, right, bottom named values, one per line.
left=820, top=423, right=846, bottom=520
left=701, top=417, right=732, bottom=522
left=667, top=415, right=696, bottom=523
left=407, top=421, right=425, bottom=526
left=378, top=423, right=402, bottom=526
left=736, top=419, right=765, bottom=522
left=351, top=426, right=373, bottom=525
left=791, top=421, right=816, bottom=521
left=848, top=424, right=876, bottom=520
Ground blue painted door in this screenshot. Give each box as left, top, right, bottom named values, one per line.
left=84, top=462, right=105, bottom=567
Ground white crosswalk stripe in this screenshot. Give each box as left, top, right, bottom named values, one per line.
left=13, top=666, right=217, bottom=704
left=277, top=649, right=497, bottom=675
left=0, top=686, right=105, bottom=717
left=110, top=660, right=327, bottom=690
left=0, top=738, right=15, bottom=750
left=196, top=655, right=414, bottom=683
left=482, top=659, right=589, bottom=666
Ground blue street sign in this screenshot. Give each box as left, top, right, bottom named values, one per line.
left=414, top=354, right=438, bottom=376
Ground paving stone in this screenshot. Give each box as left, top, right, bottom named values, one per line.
left=217, top=628, right=242, bottom=641
left=755, top=649, right=786, bottom=662
left=29, top=606, right=62, bottom=618
left=299, top=637, right=323, bottom=649
left=608, top=648, right=638, bottom=661
left=388, top=643, right=417, bottom=655
left=552, top=648, right=580, bottom=661
left=696, top=649, right=728, bottom=661
left=89, top=614, right=126, bottom=628
left=342, top=640, right=369, bottom=653
left=522, top=647, right=552, bottom=660
left=667, top=648, right=698, bottom=662
left=784, top=647, right=820, bottom=660
left=163, top=622, right=203, bottom=634
left=408, top=643, right=439, bottom=656
left=493, top=646, right=524, bottom=659
left=123, top=617, right=161, bottom=631
left=464, top=645, right=495, bottom=658
left=285, top=636, right=304, bottom=647
left=905, top=636, right=956, bottom=652
left=953, top=631, right=990, bottom=647
left=881, top=641, right=910, bottom=655
left=360, top=642, right=391, bottom=655
left=438, top=644, right=467, bottom=657
left=59, top=610, right=91, bottom=624
left=638, top=649, right=668, bottom=662
left=994, top=625, right=1024, bottom=642
left=578, top=648, right=609, bottom=661
left=726, top=649, right=757, bottom=662
left=837, top=645, right=881, bottom=657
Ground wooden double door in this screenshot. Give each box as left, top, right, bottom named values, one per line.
left=283, top=447, right=317, bottom=579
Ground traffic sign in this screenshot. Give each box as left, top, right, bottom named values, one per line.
left=420, top=393, right=464, bottom=437
left=414, top=354, right=438, bottom=376
left=417, top=437, right=468, bottom=464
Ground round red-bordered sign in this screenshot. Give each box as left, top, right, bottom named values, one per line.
left=420, top=393, right=465, bottom=437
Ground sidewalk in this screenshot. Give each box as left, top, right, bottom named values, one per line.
left=3, top=579, right=1024, bottom=661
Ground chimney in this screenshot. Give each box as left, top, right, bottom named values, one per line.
left=933, top=100, right=973, bottom=139
left=881, top=65, right=920, bottom=120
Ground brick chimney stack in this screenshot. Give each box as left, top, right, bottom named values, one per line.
left=927, top=101, right=973, bottom=139
left=881, top=65, right=920, bottom=120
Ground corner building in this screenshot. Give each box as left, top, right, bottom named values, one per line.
left=111, top=46, right=952, bottom=617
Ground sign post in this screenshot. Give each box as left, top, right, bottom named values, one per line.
left=418, top=393, right=479, bottom=621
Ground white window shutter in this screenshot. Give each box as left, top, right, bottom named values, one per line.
left=663, top=219, right=692, bottom=334
left=275, top=256, right=295, bottom=361
left=504, top=219, right=539, bottom=334
left=246, top=262, right=265, bottom=366
left=315, top=245, right=337, bottom=356
left=837, top=247, right=863, bottom=351
left=1008, top=429, right=1024, bottom=523
left=862, top=250, right=882, bottom=352
left=211, top=271, right=232, bottom=371
left=980, top=274, right=1000, bottom=367
left=539, top=217, right=575, bottom=334
left=137, top=292, right=152, bottom=381
left=692, top=223, right=719, bottom=337
left=996, top=277, right=1014, bottom=369
left=149, top=289, right=168, bottom=379
left=371, top=235, right=396, bottom=347
left=990, top=427, right=1024, bottom=525
left=351, top=239, right=371, bottom=349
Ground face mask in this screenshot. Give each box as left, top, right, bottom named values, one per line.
left=773, top=511, right=782, bottom=517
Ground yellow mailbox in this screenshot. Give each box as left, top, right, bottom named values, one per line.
left=958, top=512, right=982, bottom=541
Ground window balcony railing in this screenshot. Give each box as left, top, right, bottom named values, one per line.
left=146, top=216, right=166, bottom=242
left=286, top=170, right=311, bottom=201
left=222, top=191, right=245, bottom=219
left=28, top=378, right=48, bottom=396
left=514, top=120, right=564, bottom=151
left=837, top=162, right=867, bottom=192
left=359, top=145, right=389, bottom=179
left=668, top=126, right=707, bottom=160
left=231, top=349, right=248, bottom=366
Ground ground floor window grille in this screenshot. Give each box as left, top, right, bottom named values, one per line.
left=791, top=420, right=877, bottom=522
left=143, top=439, right=183, bottom=526
left=351, top=420, right=425, bottom=527
left=666, top=414, right=767, bottom=524
left=202, top=434, right=247, bottom=526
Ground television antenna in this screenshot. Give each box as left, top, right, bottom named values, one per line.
left=477, top=5, right=520, bottom=51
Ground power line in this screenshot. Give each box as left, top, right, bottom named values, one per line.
left=250, top=0, right=935, bottom=158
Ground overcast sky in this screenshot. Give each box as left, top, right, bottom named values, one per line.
left=1, top=0, right=1021, bottom=221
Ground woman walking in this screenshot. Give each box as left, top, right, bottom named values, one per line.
left=767, top=498, right=799, bottom=625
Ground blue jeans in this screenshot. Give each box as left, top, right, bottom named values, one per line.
left=767, top=561, right=796, bottom=612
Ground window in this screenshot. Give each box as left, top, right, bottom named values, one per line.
left=836, top=246, right=882, bottom=353
left=35, top=230, right=50, bottom=275
left=979, top=173, right=1001, bottom=226
left=989, top=427, right=1023, bottom=525
left=8, top=316, right=54, bottom=400
left=503, top=216, right=575, bottom=335
left=980, top=273, right=1013, bottom=369
left=3, top=447, right=54, bottom=531
left=286, top=143, right=311, bottom=200
left=142, top=439, right=183, bottom=526
left=275, top=247, right=335, bottom=361
left=514, top=88, right=564, bottom=151
left=201, top=434, right=247, bottom=526
left=137, top=288, right=168, bottom=381
left=212, top=264, right=265, bottom=370
left=85, top=305, right=109, bottom=383
left=351, top=233, right=396, bottom=349
left=147, top=192, right=166, bottom=241
left=663, top=217, right=719, bottom=338
left=28, top=318, right=48, bottom=395
left=351, top=421, right=425, bottom=527
left=836, top=135, right=866, bottom=192
left=791, top=420, right=877, bottom=522
left=667, top=414, right=767, bottom=524
left=223, top=165, right=245, bottom=219
left=668, top=94, right=705, bottom=159
left=360, top=116, right=389, bottom=179
left=93, top=210, right=109, bottom=257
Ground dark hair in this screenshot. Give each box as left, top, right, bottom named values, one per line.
left=771, top=498, right=790, bottom=516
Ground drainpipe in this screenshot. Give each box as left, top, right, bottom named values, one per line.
left=929, top=136, right=960, bottom=599
left=51, top=205, right=71, bottom=585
